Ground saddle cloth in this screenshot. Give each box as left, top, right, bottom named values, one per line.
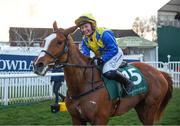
left=99, top=64, right=148, bottom=100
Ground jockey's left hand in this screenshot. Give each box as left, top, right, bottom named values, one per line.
left=93, top=57, right=104, bottom=66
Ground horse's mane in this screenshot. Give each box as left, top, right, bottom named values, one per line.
left=68, top=34, right=92, bottom=63
left=56, top=26, right=92, bottom=64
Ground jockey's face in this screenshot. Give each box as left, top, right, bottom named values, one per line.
left=80, top=23, right=93, bottom=37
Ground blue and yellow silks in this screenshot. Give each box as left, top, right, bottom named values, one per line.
left=81, top=28, right=119, bottom=62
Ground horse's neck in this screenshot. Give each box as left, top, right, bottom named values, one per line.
left=64, top=40, right=87, bottom=93
left=64, top=37, right=96, bottom=95
left=66, top=37, right=89, bottom=68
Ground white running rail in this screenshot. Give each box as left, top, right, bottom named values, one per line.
left=1, top=61, right=180, bottom=106
left=0, top=72, right=66, bottom=106
left=145, top=61, right=180, bottom=88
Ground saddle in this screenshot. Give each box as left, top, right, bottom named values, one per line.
left=119, top=61, right=128, bottom=68
left=100, top=63, right=148, bottom=100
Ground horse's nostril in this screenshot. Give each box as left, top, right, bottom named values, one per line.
left=36, top=62, right=44, bottom=67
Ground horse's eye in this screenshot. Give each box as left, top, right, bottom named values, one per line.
left=57, top=41, right=63, bottom=45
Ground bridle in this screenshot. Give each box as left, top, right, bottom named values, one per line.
left=41, top=31, right=69, bottom=67
left=40, top=31, right=104, bottom=100
left=41, top=31, right=95, bottom=68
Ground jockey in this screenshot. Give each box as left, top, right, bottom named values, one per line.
left=75, top=13, right=134, bottom=93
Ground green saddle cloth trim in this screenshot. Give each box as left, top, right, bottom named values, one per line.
left=99, top=64, right=148, bottom=100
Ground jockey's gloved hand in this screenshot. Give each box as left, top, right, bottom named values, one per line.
left=93, top=57, right=104, bottom=66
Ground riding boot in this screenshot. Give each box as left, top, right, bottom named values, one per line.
left=114, top=71, right=135, bottom=93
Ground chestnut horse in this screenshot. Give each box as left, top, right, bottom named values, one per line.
left=33, top=21, right=173, bottom=125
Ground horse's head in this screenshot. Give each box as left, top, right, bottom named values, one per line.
left=33, top=21, right=78, bottom=76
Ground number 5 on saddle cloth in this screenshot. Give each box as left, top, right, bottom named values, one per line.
left=98, top=64, right=148, bottom=100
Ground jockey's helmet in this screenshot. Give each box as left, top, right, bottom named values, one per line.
left=75, top=13, right=96, bottom=28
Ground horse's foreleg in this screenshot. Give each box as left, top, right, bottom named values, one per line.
left=71, top=117, right=87, bottom=125
left=92, top=116, right=109, bottom=125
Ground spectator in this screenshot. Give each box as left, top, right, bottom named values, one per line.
left=51, top=68, right=65, bottom=104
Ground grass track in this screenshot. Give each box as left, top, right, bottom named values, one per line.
left=0, top=88, right=180, bottom=125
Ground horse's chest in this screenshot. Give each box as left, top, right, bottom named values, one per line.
left=68, top=100, right=97, bottom=121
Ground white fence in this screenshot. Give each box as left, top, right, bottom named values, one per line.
left=145, top=61, right=180, bottom=88
left=0, top=61, right=180, bottom=106
left=0, top=72, right=66, bottom=106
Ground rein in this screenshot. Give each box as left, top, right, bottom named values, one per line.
left=42, top=31, right=104, bottom=100
left=55, top=62, right=104, bottom=100
left=55, top=62, right=95, bottom=68
left=68, top=84, right=104, bottom=100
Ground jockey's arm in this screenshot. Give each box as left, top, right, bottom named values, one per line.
left=101, top=31, right=118, bottom=62
left=81, top=40, right=90, bottom=57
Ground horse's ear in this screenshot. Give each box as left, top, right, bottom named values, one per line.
left=64, top=26, right=78, bottom=36
left=53, top=21, right=58, bottom=31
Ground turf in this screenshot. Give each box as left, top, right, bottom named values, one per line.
left=0, top=88, right=180, bottom=125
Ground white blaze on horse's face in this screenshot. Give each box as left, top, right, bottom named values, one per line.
left=34, top=33, right=57, bottom=76
left=36, top=33, right=57, bottom=61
